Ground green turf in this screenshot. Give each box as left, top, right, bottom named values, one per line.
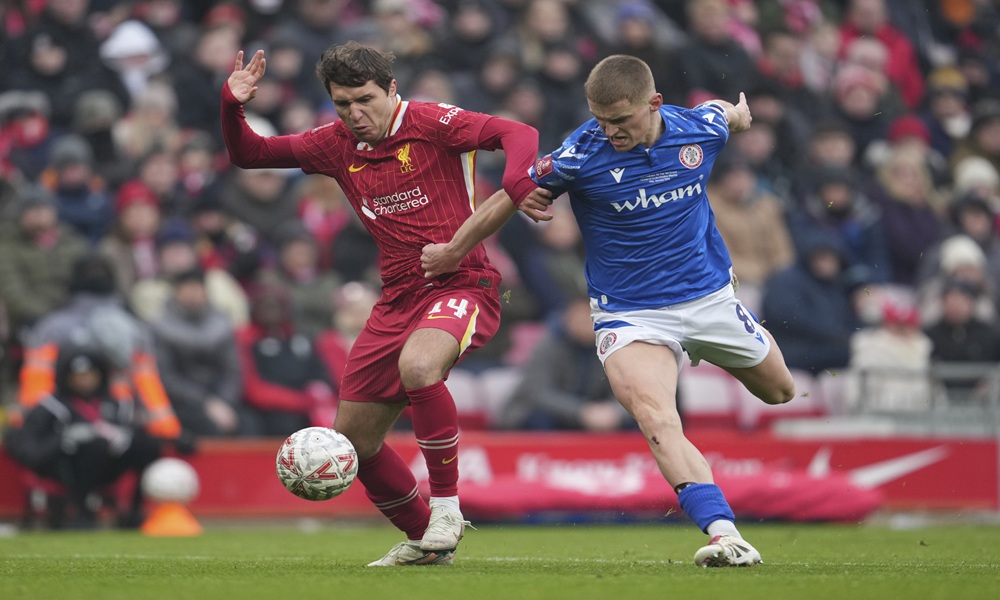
left=1, top=522, right=998, bottom=600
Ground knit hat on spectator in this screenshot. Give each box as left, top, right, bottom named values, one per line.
left=953, top=156, right=1000, bottom=197
left=115, top=179, right=159, bottom=213
left=12, top=185, right=57, bottom=217
left=927, top=66, right=968, bottom=97
left=73, top=90, right=123, bottom=134
left=617, top=0, right=655, bottom=22
left=939, top=235, right=985, bottom=273
left=887, top=114, right=931, bottom=145
left=50, top=134, right=94, bottom=170
left=882, top=301, right=919, bottom=328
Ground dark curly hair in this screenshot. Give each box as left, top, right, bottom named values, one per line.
left=315, top=41, right=395, bottom=95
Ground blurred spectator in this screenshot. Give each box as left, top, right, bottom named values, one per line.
left=17, top=252, right=182, bottom=442
left=708, top=153, right=795, bottom=314
left=132, top=0, right=199, bottom=60
left=270, top=0, right=354, bottom=66
left=369, top=0, right=437, bottom=90
left=952, top=156, right=1000, bottom=208
left=863, top=113, right=950, bottom=189
left=755, top=28, right=830, bottom=122
left=188, top=192, right=268, bottom=286
left=169, top=24, right=242, bottom=141
left=499, top=296, right=631, bottom=431
left=761, top=232, right=860, bottom=375
left=0, top=187, right=88, bottom=341
left=3, top=341, right=161, bottom=529
left=829, top=63, right=895, bottom=159
left=951, top=99, right=1000, bottom=177
left=920, top=66, right=972, bottom=160
left=924, top=278, right=1000, bottom=401
left=792, top=119, right=858, bottom=199
left=98, top=180, right=162, bottom=296
left=676, top=0, right=757, bottom=104
left=838, top=0, right=924, bottom=109
left=915, top=194, right=1000, bottom=290
left=98, top=19, right=170, bottom=102
left=236, top=282, right=338, bottom=437
left=925, top=278, right=1000, bottom=364
left=451, top=43, right=524, bottom=114
left=134, top=146, right=184, bottom=216
left=868, top=146, right=944, bottom=286
left=112, top=80, right=183, bottom=163
left=314, top=282, right=381, bottom=391
left=176, top=131, right=219, bottom=205
left=799, top=19, right=841, bottom=95
left=7, top=3, right=125, bottom=129
left=599, top=1, right=682, bottom=104
left=917, top=234, right=998, bottom=326
left=294, top=175, right=352, bottom=271
left=0, top=90, right=52, bottom=183
left=150, top=268, right=248, bottom=437
left=845, top=299, right=933, bottom=412
left=433, top=0, right=509, bottom=77
left=40, top=134, right=114, bottom=245
left=257, top=222, right=341, bottom=339
left=787, top=166, right=892, bottom=283
left=71, top=90, right=125, bottom=185
left=130, top=219, right=249, bottom=327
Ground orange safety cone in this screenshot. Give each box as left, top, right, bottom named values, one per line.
left=141, top=501, right=203, bottom=537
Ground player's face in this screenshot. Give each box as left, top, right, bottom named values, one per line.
left=328, top=79, right=398, bottom=145
left=588, top=93, right=663, bottom=152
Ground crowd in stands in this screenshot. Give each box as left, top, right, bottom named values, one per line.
left=1, top=0, right=1000, bottom=443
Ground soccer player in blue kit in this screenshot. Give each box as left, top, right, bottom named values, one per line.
left=421, top=55, right=797, bottom=567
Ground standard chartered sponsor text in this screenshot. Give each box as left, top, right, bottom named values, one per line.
left=372, top=186, right=429, bottom=215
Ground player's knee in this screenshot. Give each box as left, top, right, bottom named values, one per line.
left=760, top=381, right=796, bottom=405
left=398, top=356, right=447, bottom=390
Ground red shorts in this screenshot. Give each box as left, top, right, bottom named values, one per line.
left=339, top=284, right=501, bottom=402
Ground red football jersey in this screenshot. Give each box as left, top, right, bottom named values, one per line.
left=289, top=101, right=500, bottom=301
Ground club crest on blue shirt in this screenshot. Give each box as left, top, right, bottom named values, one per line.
left=679, top=144, right=704, bottom=169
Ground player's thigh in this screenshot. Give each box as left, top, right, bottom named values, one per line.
left=602, top=341, right=682, bottom=426
left=722, top=327, right=796, bottom=405
left=398, top=327, right=460, bottom=388
left=333, top=400, right=408, bottom=459
left=398, top=286, right=501, bottom=387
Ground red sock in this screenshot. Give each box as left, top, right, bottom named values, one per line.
left=357, top=443, right=429, bottom=540
left=407, top=381, right=459, bottom=497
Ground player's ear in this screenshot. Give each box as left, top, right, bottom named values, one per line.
left=649, top=93, right=663, bottom=111
left=388, top=79, right=397, bottom=97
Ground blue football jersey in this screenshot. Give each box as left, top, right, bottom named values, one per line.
left=529, top=101, right=734, bottom=311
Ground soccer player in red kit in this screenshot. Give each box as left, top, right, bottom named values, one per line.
left=222, top=42, right=540, bottom=566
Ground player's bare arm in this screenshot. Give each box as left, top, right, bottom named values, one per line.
left=421, top=190, right=519, bottom=278
left=711, top=92, right=752, bottom=134
left=228, top=50, right=267, bottom=104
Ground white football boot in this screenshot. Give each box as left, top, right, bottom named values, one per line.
left=420, top=506, right=471, bottom=552
left=693, top=535, right=763, bottom=567
left=366, top=541, right=455, bottom=567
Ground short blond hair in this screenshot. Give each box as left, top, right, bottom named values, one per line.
left=584, top=55, right=655, bottom=106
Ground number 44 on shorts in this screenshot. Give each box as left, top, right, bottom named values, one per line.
left=428, top=298, right=469, bottom=319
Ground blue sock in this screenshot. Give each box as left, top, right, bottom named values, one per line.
left=677, top=483, right=735, bottom=534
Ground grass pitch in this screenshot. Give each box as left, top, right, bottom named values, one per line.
left=1, top=521, right=998, bottom=600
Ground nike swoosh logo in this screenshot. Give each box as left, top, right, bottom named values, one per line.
left=442, top=455, right=458, bottom=464
left=427, top=315, right=456, bottom=320
left=807, top=445, right=950, bottom=489
left=348, top=163, right=367, bottom=172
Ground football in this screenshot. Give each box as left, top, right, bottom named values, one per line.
left=275, top=427, right=359, bottom=501
left=142, top=457, right=200, bottom=504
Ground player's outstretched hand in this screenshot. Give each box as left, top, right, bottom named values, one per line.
left=228, top=49, right=266, bottom=104
left=519, top=188, right=554, bottom=222
left=422, top=243, right=463, bottom=278
left=731, top=92, right=752, bottom=133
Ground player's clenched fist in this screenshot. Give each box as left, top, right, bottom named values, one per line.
left=228, top=49, right=267, bottom=104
